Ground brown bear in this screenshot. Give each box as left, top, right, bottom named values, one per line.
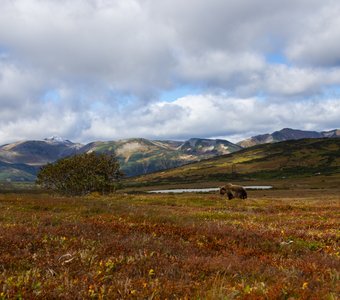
left=219, top=183, right=247, bottom=199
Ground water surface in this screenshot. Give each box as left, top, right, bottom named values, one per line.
left=148, top=186, right=273, bottom=194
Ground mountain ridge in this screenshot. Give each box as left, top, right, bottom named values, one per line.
left=0, top=128, right=339, bottom=182
left=237, top=128, right=340, bottom=148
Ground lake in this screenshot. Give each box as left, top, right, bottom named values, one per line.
left=148, top=186, right=273, bottom=194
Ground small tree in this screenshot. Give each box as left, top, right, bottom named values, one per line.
left=36, top=152, right=123, bottom=195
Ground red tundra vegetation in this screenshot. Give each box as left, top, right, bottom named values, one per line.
left=0, top=189, right=339, bottom=299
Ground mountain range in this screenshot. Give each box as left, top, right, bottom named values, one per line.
left=0, top=128, right=339, bottom=182
left=0, top=136, right=241, bottom=181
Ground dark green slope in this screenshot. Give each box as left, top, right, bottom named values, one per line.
left=131, top=138, right=340, bottom=185
left=0, top=160, right=39, bottom=182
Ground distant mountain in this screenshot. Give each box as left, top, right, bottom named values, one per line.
left=0, top=138, right=83, bottom=165
left=0, top=137, right=83, bottom=182
left=321, top=129, right=340, bottom=138
left=0, top=137, right=241, bottom=181
left=2, top=128, right=338, bottom=183
left=179, top=138, right=241, bottom=155
left=237, top=128, right=340, bottom=148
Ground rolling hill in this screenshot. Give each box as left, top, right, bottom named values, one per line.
left=130, top=138, right=340, bottom=186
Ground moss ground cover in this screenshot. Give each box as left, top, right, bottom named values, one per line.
left=0, top=190, right=339, bottom=299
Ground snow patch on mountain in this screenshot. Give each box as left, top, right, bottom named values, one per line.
left=44, top=136, right=71, bottom=144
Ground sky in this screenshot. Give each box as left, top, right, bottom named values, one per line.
left=1, top=0, right=340, bottom=145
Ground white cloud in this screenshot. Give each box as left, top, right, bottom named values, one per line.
left=41, top=94, right=340, bottom=143
left=1, top=92, right=340, bottom=144
left=0, top=0, right=340, bottom=144
left=263, top=65, right=340, bottom=96
left=286, top=3, right=340, bottom=67
left=0, top=0, right=176, bottom=95
left=0, top=107, right=84, bottom=144
left=177, top=51, right=265, bottom=89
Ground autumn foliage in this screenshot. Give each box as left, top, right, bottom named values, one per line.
left=36, top=152, right=123, bottom=195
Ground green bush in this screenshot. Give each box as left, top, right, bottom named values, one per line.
left=36, top=152, right=123, bottom=195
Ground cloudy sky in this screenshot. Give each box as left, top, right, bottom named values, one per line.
left=1, top=0, right=340, bottom=144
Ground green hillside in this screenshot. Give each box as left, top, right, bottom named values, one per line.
left=0, top=161, right=38, bottom=182
left=129, top=138, right=340, bottom=186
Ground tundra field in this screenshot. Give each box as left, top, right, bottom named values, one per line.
left=0, top=188, right=339, bottom=299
